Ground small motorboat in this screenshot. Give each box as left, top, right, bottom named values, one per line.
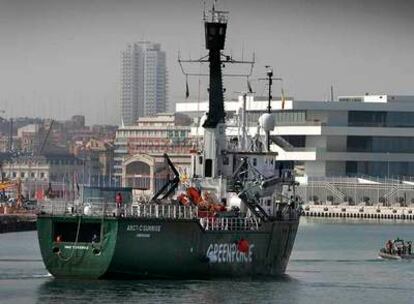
left=378, top=238, right=414, bottom=260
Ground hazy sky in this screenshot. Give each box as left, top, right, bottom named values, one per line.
left=0, top=0, right=413, bottom=125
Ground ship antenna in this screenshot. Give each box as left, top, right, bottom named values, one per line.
left=259, top=66, right=283, bottom=151
left=265, top=66, right=273, bottom=113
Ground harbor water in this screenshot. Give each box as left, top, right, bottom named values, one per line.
left=1, top=218, right=413, bottom=304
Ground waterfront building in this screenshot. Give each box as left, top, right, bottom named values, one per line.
left=1, top=153, right=84, bottom=200
left=121, top=41, right=167, bottom=126
left=177, top=94, right=414, bottom=178
left=17, top=124, right=40, bottom=152
left=113, top=113, right=194, bottom=192
left=72, top=138, right=114, bottom=186
left=0, top=136, right=8, bottom=153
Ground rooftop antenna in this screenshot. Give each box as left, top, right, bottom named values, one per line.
left=8, top=118, right=13, bottom=152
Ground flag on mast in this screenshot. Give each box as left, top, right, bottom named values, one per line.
left=281, top=88, right=286, bottom=110
left=185, top=75, right=190, bottom=99
left=247, top=78, right=253, bottom=93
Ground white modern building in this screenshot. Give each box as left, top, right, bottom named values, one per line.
left=121, top=41, right=167, bottom=126
left=176, top=94, right=414, bottom=178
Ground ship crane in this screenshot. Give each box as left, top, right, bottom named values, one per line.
left=151, top=154, right=181, bottom=201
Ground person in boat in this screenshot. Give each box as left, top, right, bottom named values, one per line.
left=402, top=242, right=407, bottom=255
left=408, top=241, right=412, bottom=255
left=386, top=240, right=393, bottom=254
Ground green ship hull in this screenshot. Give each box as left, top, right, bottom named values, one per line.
left=37, top=215, right=299, bottom=279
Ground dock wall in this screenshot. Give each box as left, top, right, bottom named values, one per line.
left=0, top=215, right=37, bottom=233
left=303, top=205, right=414, bottom=220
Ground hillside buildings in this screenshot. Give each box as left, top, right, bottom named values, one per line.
left=0, top=115, right=117, bottom=200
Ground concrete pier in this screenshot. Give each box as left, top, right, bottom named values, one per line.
left=303, top=204, right=414, bottom=220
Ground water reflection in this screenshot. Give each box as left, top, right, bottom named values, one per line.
left=36, top=275, right=297, bottom=304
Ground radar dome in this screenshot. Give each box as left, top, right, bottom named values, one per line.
left=259, top=113, right=275, bottom=131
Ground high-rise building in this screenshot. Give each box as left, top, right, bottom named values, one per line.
left=120, top=41, right=167, bottom=126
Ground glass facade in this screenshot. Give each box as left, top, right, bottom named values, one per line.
left=274, top=111, right=306, bottom=125
left=348, top=111, right=414, bottom=127
left=281, top=135, right=306, bottom=147
left=347, top=136, right=414, bottom=153
left=246, top=110, right=306, bottom=126
left=346, top=161, right=414, bottom=178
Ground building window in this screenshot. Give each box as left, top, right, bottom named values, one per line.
left=347, top=136, right=414, bottom=153
left=281, top=136, right=306, bottom=148
left=348, top=111, right=414, bottom=127
left=346, top=161, right=414, bottom=178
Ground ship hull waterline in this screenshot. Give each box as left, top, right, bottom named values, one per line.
left=37, top=215, right=299, bottom=279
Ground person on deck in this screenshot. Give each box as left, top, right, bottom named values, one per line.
left=115, top=192, right=123, bottom=216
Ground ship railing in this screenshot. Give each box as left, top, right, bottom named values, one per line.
left=38, top=200, right=117, bottom=217
left=38, top=200, right=73, bottom=216
left=130, top=203, right=198, bottom=220
left=39, top=200, right=199, bottom=220
left=199, top=217, right=260, bottom=231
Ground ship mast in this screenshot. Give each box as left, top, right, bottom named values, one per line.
left=178, top=2, right=255, bottom=179
left=201, top=6, right=228, bottom=178
left=258, top=66, right=282, bottom=152
left=202, top=7, right=228, bottom=128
